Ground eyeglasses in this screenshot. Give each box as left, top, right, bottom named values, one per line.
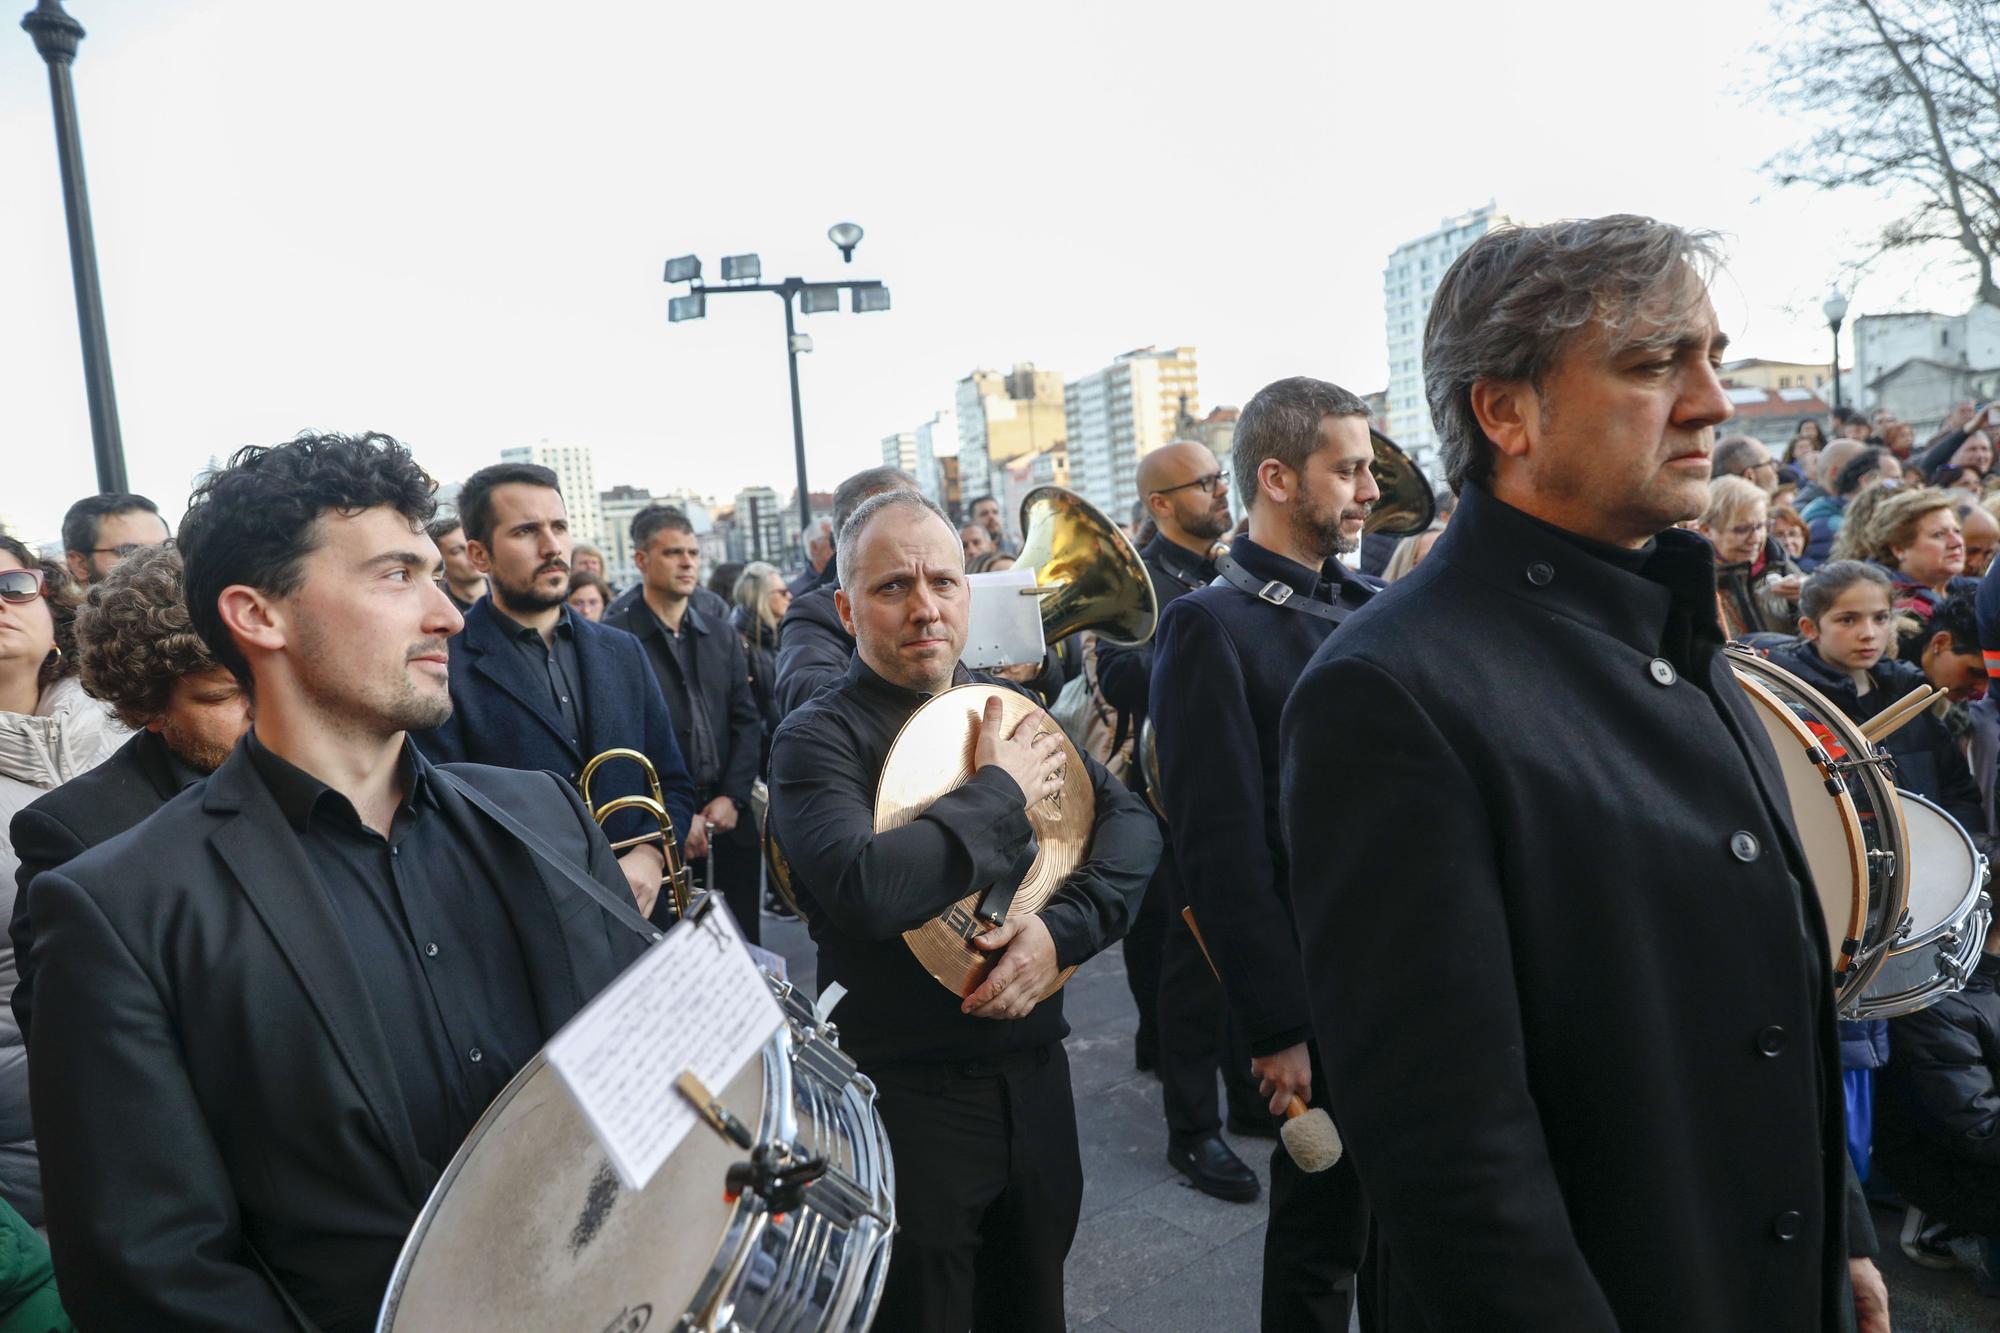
left=1723, top=521, right=1769, bottom=540
left=1151, top=472, right=1225, bottom=498
left=89, top=539, right=171, bottom=559
left=0, top=569, right=48, bottom=605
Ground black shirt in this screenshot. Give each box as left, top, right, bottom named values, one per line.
left=654, top=605, right=723, bottom=790
left=768, top=654, right=1159, bottom=1067
left=494, top=603, right=587, bottom=753
left=244, top=731, right=541, bottom=1171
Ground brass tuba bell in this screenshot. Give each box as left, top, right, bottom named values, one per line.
left=1363, top=427, right=1437, bottom=539
left=1014, top=486, right=1158, bottom=648
left=579, top=748, right=696, bottom=921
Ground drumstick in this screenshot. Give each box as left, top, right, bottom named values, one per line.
left=1180, top=906, right=1343, bottom=1172
left=1858, top=684, right=1947, bottom=745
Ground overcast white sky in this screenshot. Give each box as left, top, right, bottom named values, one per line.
left=0, top=0, right=1982, bottom=542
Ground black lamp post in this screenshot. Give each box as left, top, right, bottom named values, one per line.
left=664, top=223, right=890, bottom=530
left=1822, top=287, right=1850, bottom=414
left=22, top=0, right=126, bottom=493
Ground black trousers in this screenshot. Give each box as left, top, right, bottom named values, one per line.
left=1876, top=1127, right=2000, bottom=1233
left=1262, top=1045, right=1370, bottom=1333
left=653, top=806, right=761, bottom=945
left=866, top=1044, right=1082, bottom=1333
left=1152, top=852, right=1262, bottom=1138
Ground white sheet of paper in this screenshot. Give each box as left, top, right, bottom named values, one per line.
left=961, top=568, right=1046, bottom=669
left=544, top=906, right=784, bottom=1191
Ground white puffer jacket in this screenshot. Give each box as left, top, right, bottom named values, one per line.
left=0, top=674, right=126, bottom=1226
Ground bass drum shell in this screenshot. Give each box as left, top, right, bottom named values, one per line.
left=1727, top=650, right=1908, bottom=1012
left=377, top=981, right=895, bottom=1332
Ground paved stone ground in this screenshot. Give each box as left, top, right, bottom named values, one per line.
left=762, top=912, right=1996, bottom=1331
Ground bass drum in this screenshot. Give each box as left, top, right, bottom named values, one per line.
left=377, top=976, right=895, bottom=1333
left=1728, top=649, right=1909, bottom=1014
left=1854, top=790, right=1991, bottom=1019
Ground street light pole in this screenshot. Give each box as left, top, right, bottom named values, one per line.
left=781, top=285, right=811, bottom=530
left=22, top=0, right=126, bottom=493
left=665, top=225, right=888, bottom=535
left=1822, top=287, right=1850, bottom=415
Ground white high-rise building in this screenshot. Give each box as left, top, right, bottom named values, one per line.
left=1383, top=203, right=1506, bottom=479
left=882, top=408, right=956, bottom=509
left=596, top=484, right=654, bottom=591
left=1063, top=346, right=1198, bottom=514
left=499, top=442, right=601, bottom=554
left=955, top=365, right=1065, bottom=510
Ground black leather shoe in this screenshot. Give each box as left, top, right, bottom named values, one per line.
left=1168, top=1135, right=1260, bottom=1203
left=1226, top=1110, right=1280, bottom=1140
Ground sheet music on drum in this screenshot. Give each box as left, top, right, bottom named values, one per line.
left=545, top=905, right=784, bottom=1191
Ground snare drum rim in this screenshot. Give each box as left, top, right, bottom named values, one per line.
left=1883, top=789, right=1985, bottom=954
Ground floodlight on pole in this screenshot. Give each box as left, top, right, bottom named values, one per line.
left=721, top=253, right=761, bottom=283
left=851, top=283, right=891, bottom=314
left=668, top=292, right=706, bottom=323
left=664, top=254, right=702, bottom=283
left=828, top=221, right=863, bottom=263
left=799, top=284, right=841, bottom=314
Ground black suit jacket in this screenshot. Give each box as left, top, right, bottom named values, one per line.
left=28, top=743, right=655, bottom=1332
left=8, top=729, right=194, bottom=1044
left=1281, top=483, right=1849, bottom=1331
left=414, top=596, right=695, bottom=848
left=603, top=597, right=761, bottom=812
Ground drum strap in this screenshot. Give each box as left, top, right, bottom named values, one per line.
left=1211, top=552, right=1348, bottom=624
left=434, top=769, right=666, bottom=946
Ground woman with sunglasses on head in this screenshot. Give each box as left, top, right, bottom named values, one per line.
left=0, top=535, right=124, bottom=1230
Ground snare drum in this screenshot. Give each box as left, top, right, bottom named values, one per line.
left=1728, top=649, right=1909, bottom=1013
left=377, top=976, right=896, bottom=1332
left=1853, top=790, right=1992, bottom=1020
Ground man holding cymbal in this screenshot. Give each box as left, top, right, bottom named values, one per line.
left=768, top=489, right=1156, bottom=1332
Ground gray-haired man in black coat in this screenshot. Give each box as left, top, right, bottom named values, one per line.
left=1282, top=215, right=1886, bottom=1332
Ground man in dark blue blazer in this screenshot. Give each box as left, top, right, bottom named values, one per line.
left=414, top=462, right=694, bottom=916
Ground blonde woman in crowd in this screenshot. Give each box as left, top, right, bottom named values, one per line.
left=1695, top=476, right=1802, bottom=638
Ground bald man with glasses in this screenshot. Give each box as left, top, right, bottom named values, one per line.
left=1096, top=441, right=1262, bottom=1204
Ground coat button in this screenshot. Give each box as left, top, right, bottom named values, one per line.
left=1525, top=561, right=1554, bottom=587
left=1756, top=1025, right=1786, bottom=1056
left=468, top=1048, right=483, bottom=1063
left=1730, top=831, right=1760, bottom=862
left=1648, top=658, right=1677, bottom=686
left=1772, top=1210, right=1802, bottom=1241
left=425, top=942, right=440, bottom=958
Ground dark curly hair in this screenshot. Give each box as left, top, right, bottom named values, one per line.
left=0, top=534, right=79, bottom=691
left=73, top=543, right=219, bottom=728
left=179, top=432, right=436, bottom=686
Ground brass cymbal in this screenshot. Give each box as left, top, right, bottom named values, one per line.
left=876, top=684, right=1090, bottom=1000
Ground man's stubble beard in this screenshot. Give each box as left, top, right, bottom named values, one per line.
left=492, top=564, right=569, bottom=615
left=158, top=714, right=237, bottom=774
left=293, top=619, right=454, bottom=738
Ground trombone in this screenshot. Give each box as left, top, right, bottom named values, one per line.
left=579, top=748, right=695, bottom=921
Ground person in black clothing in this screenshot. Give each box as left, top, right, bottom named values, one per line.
left=730, top=562, right=788, bottom=769
left=426, top=515, right=486, bottom=613
left=604, top=505, right=763, bottom=941
left=1095, top=439, right=1260, bottom=1204
left=1282, top=215, right=1885, bottom=1332
left=9, top=544, right=251, bottom=1045
left=27, top=433, right=660, bottom=1330
left=1876, top=920, right=2000, bottom=1288
left=768, top=489, right=1156, bottom=1332
left=774, top=466, right=917, bottom=718
left=1150, top=377, right=1381, bottom=1331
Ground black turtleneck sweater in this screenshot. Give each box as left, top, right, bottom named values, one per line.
left=767, top=653, right=1158, bottom=1066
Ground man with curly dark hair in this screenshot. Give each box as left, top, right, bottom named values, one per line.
left=8, top=543, right=250, bottom=1046
left=26, top=432, right=664, bottom=1330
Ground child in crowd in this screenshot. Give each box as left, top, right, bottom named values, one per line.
left=1765, top=563, right=1986, bottom=1199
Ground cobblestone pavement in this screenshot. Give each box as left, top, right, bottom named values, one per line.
left=762, top=913, right=1995, bottom=1331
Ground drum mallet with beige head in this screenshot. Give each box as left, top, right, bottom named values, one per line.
left=1180, top=906, right=1343, bottom=1173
